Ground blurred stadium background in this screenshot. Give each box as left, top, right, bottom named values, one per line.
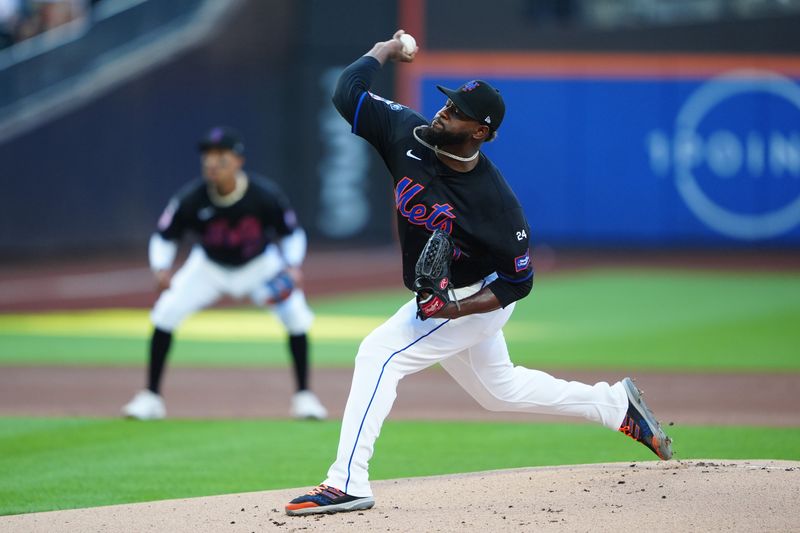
left=1, top=0, right=799, bottom=264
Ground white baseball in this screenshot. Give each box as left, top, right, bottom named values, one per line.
left=399, top=33, right=416, bottom=54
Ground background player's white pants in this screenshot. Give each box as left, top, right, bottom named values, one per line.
left=323, top=279, right=629, bottom=498
left=151, top=246, right=314, bottom=334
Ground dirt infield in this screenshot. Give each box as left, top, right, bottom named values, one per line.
left=0, top=247, right=407, bottom=311
left=2, top=246, right=800, bottom=311
left=2, top=460, right=798, bottom=532
left=3, top=367, right=800, bottom=427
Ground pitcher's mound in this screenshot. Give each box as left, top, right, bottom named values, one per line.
left=3, top=460, right=798, bottom=532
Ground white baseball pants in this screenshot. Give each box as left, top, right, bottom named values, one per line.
left=151, top=245, right=314, bottom=334
left=323, top=278, right=629, bottom=498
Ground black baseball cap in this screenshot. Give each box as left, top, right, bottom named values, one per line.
left=436, top=80, right=505, bottom=132
left=197, top=126, right=245, bottom=155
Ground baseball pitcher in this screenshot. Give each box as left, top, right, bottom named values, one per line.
left=285, top=31, right=672, bottom=516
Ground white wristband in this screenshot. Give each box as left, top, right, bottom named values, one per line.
left=278, top=228, right=307, bottom=267
left=148, top=234, right=178, bottom=272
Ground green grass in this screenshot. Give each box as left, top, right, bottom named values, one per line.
left=0, top=269, right=796, bottom=516
left=0, top=270, right=798, bottom=371
left=0, top=417, right=798, bottom=516
left=506, top=269, right=800, bottom=371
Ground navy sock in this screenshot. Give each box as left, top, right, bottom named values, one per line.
left=147, top=328, right=172, bottom=394
left=289, top=333, right=309, bottom=391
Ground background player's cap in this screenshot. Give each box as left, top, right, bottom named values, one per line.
left=436, top=80, right=505, bottom=132
left=197, top=126, right=245, bottom=155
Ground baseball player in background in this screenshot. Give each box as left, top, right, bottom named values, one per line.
left=122, top=126, right=327, bottom=421
left=285, top=31, right=672, bottom=516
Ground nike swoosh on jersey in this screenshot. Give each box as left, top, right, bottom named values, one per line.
left=406, top=149, right=422, bottom=161
left=198, top=207, right=215, bottom=220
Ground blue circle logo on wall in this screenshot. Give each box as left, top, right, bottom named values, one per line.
left=674, top=70, right=800, bottom=240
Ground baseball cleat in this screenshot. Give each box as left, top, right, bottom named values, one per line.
left=290, top=390, right=328, bottom=420
left=285, top=484, right=375, bottom=516
left=122, top=389, right=166, bottom=420
left=618, top=377, right=673, bottom=460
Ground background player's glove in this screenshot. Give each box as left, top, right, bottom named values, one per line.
left=413, top=230, right=455, bottom=320
left=263, top=270, right=295, bottom=304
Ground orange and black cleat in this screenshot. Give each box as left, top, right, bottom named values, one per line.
left=285, top=484, right=375, bottom=516
left=619, top=377, right=673, bottom=460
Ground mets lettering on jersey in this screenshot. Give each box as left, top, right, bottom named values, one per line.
left=395, top=177, right=456, bottom=233
left=203, top=216, right=263, bottom=259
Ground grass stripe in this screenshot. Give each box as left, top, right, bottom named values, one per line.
left=1, top=417, right=798, bottom=515
left=0, top=270, right=798, bottom=371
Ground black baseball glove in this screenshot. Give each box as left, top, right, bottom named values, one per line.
left=413, top=229, right=457, bottom=320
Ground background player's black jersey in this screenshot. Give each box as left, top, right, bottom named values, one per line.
left=156, top=173, right=297, bottom=267
left=333, top=56, right=533, bottom=307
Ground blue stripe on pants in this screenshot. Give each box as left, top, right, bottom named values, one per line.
left=345, top=318, right=450, bottom=492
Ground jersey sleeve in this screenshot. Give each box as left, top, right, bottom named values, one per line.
left=259, top=179, right=300, bottom=238
left=156, top=194, right=190, bottom=241
left=332, top=56, right=419, bottom=156
left=484, top=207, right=534, bottom=307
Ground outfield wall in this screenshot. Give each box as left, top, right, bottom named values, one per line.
left=408, top=54, right=800, bottom=246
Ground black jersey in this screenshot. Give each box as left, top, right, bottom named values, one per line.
left=332, top=56, right=533, bottom=307
left=156, top=173, right=298, bottom=267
